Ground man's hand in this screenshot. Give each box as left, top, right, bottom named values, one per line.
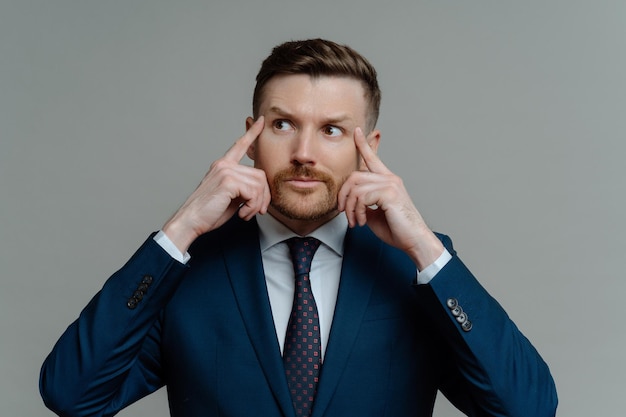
left=162, top=117, right=271, bottom=253
left=337, top=127, right=444, bottom=270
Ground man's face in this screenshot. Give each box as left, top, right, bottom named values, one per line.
left=247, top=74, right=380, bottom=231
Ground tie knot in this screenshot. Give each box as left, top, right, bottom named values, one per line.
left=286, top=237, right=321, bottom=276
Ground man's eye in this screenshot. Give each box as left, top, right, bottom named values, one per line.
left=273, top=120, right=293, bottom=131
left=323, top=126, right=342, bottom=137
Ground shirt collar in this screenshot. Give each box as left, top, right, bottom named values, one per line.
left=256, top=213, right=347, bottom=257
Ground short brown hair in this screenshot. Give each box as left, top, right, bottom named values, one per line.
left=253, top=39, right=381, bottom=131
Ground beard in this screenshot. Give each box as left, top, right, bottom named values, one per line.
left=269, top=165, right=343, bottom=221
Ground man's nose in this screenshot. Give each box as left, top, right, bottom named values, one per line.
left=291, top=129, right=316, bottom=165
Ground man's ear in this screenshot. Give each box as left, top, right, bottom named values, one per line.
left=358, top=129, right=381, bottom=169
left=367, top=129, right=381, bottom=153
left=245, top=116, right=257, bottom=160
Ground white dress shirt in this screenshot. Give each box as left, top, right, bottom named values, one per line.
left=154, top=214, right=451, bottom=359
left=256, top=213, right=346, bottom=359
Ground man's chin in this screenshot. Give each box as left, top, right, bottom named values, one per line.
left=269, top=201, right=338, bottom=222
left=268, top=180, right=341, bottom=222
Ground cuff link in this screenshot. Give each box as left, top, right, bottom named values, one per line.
left=127, top=275, right=154, bottom=309
left=446, top=298, right=472, bottom=332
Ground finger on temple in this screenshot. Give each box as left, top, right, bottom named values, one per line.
left=354, top=127, right=389, bottom=174
left=224, top=116, right=265, bottom=161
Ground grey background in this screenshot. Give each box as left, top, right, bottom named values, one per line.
left=1, top=1, right=624, bottom=416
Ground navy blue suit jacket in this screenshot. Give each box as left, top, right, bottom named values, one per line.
left=40, top=216, right=557, bottom=416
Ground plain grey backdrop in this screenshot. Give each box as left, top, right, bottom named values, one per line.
left=2, top=0, right=624, bottom=416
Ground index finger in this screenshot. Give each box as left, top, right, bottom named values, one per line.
left=223, top=116, right=265, bottom=162
left=354, top=127, right=390, bottom=174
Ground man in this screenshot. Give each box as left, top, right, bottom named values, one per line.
left=40, top=39, right=557, bottom=417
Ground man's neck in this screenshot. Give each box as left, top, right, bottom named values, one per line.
left=256, top=210, right=348, bottom=257
left=266, top=207, right=341, bottom=236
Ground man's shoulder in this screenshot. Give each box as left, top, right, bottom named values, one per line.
left=188, top=214, right=259, bottom=256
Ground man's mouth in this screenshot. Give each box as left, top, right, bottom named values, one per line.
left=285, top=177, right=323, bottom=189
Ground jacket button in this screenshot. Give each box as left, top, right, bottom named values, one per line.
left=461, top=320, right=473, bottom=332
left=141, top=275, right=153, bottom=285
left=456, top=312, right=468, bottom=324
left=446, top=298, right=458, bottom=309
left=127, top=298, right=138, bottom=309
left=451, top=306, right=463, bottom=317
left=133, top=290, right=144, bottom=300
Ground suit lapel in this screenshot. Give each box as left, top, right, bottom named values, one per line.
left=219, top=219, right=386, bottom=417
left=219, top=217, right=295, bottom=417
left=312, top=226, right=383, bottom=417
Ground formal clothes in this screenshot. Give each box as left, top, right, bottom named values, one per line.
left=40, top=214, right=558, bottom=417
left=155, top=214, right=447, bottom=359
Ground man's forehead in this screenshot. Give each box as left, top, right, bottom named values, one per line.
left=258, top=74, right=368, bottom=118
left=266, top=105, right=355, bottom=125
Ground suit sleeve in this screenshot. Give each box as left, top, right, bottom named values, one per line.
left=40, top=235, right=188, bottom=417
left=414, top=234, right=558, bottom=417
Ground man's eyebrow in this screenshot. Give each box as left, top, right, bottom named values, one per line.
left=323, top=115, right=353, bottom=125
left=267, top=106, right=353, bottom=125
left=267, top=106, right=292, bottom=118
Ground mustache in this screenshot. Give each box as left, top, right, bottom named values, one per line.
left=274, top=165, right=333, bottom=183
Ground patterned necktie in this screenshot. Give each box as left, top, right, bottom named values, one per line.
left=284, top=237, right=323, bottom=417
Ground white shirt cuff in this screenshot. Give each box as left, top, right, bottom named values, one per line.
left=154, top=230, right=191, bottom=264
left=416, top=249, right=452, bottom=285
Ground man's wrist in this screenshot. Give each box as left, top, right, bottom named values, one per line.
left=154, top=230, right=191, bottom=264
left=406, top=226, right=446, bottom=271
left=161, top=215, right=200, bottom=255
left=416, top=249, right=452, bottom=285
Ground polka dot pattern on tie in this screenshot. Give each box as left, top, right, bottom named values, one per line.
left=284, top=237, right=322, bottom=417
